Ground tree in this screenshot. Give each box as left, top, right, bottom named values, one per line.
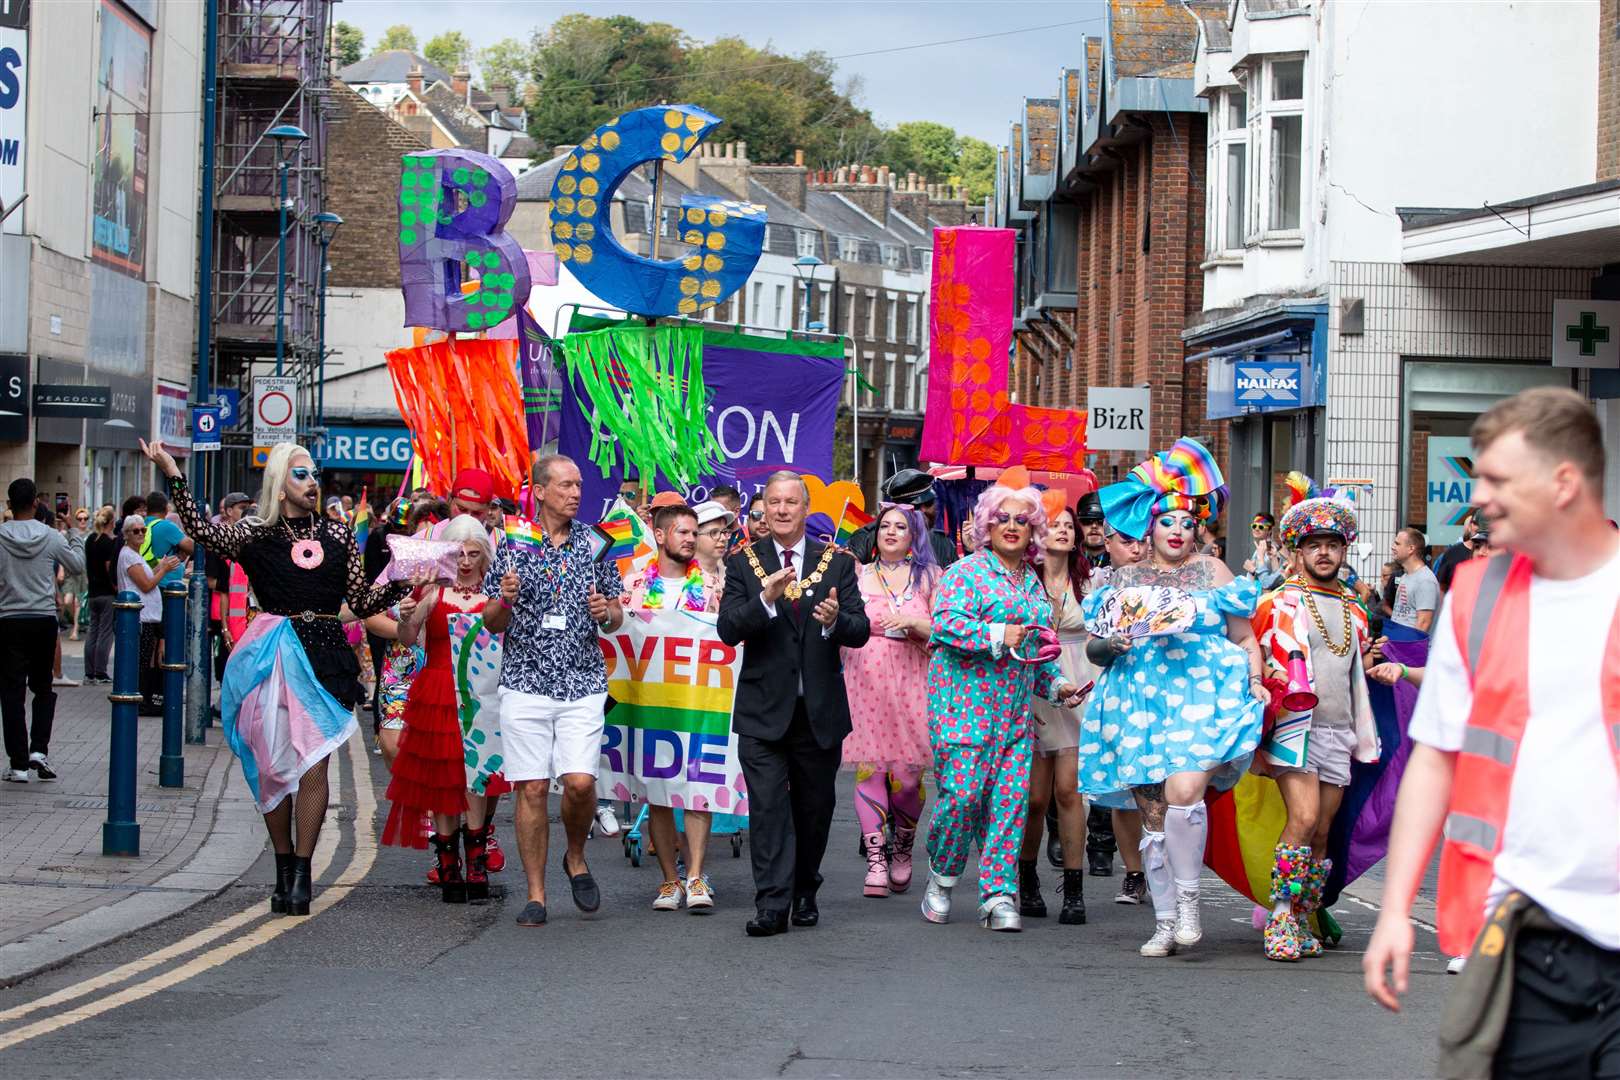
left=424, top=30, right=474, bottom=73
left=371, top=24, right=417, bottom=55
left=884, top=122, right=960, bottom=185
left=956, top=136, right=997, bottom=203
left=331, top=21, right=364, bottom=69
left=479, top=37, right=534, bottom=93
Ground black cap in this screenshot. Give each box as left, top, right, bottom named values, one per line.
left=1076, top=492, right=1104, bottom=522
left=881, top=467, right=936, bottom=505
left=220, top=491, right=251, bottom=509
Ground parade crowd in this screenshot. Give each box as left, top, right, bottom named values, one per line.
left=0, top=385, right=1614, bottom=1078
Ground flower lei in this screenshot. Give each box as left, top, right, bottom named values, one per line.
left=638, top=562, right=708, bottom=611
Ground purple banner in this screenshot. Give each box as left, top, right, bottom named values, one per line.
left=559, top=339, right=845, bottom=523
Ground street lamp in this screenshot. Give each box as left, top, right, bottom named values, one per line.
left=792, top=255, right=822, bottom=332
left=312, top=211, right=343, bottom=456
left=267, top=124, right=309, bottom=376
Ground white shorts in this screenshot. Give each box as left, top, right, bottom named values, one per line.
left=499, top=688, right=607, bottom=782
left=1276, top=725, right=1356, bottom=788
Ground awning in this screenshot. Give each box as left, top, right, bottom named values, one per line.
left=1400, top=180, right=1620, bottom=267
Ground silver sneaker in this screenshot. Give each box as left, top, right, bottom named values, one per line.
left=1140, top=918, right=1179, bottom=957
left=977, top=894, right=1022, bottom=932
left=920, top=864, right=957, bottom=924
left=1173, top=887, right=1203, bottom=946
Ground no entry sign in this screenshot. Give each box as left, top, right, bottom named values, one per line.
left=252, top=376, right=297, bottom=444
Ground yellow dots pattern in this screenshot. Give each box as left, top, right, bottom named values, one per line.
left=556, top=175, right=577, bottom=195
left=579, top=177, right=599, bottom=197
left=600, top=130, right=620, bottom=151
left=660, top=132, right=681, bottom=153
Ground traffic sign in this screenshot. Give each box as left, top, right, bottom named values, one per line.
left=252, top=376, right=297, bottom=443
left=214, top=387, right=241, bottom=427
left=191, top=405, right=222, bottom=451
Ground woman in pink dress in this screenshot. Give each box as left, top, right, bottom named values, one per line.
left=841, top=505, right=941, bottom=898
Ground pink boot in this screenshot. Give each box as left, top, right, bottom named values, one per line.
left=888, top=826, right=916, bottom=893
left=862, top=831, right=890, bottom=897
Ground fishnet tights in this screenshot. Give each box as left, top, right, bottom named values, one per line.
left=264, top=755, right=331, bottom=857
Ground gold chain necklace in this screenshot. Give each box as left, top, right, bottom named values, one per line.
left=1298, top=581, right=1354, bottom=658
left=744, top=542, right=835, bottom=601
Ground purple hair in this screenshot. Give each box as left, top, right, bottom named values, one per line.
left=971, top=485, right=1048, bottom=564
left=874, top=503, right=939, bottom=592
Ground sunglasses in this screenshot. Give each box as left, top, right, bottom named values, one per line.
left=991, top=512, right=1032, bottom=526
left=290, top=466, right=322, bottom=482
left=748, top=510, right=765, bottom=521
left=1250, top=523, right=1271, bottom=531
left=127, top=526, right=146, bottom=535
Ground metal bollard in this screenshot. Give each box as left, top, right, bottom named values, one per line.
left=105, top=591, right=143, bottom=856
left=159, top=584, right=187, bottom=788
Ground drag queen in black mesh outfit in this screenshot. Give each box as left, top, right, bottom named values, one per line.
left=142, top=439, right=417, bottom=915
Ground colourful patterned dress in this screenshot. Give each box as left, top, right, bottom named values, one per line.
left=925, top=549, right=1067, bottom=902
left=1078, top=575, right=1264, bottom=795
left=841, top=563, right=934, bottom=768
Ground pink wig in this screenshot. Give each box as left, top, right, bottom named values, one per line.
left=971, top=485, right=1048, bottom=563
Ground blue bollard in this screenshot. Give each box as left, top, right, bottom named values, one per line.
left=105, top=591, right=143, bottom=856
left=159, top=584, right=187, bottom=788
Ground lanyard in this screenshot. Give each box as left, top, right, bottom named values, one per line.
left=873, top=561, right=914, bottom=610
left=531, top=523, right=574, bottom=608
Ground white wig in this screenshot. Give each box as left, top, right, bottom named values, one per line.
left=250, top=442, right=312, bottom=528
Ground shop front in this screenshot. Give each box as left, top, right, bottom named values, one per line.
left=310, top=424, right=415, bottom=503
left=1189, top=302, right=1327, bottom=570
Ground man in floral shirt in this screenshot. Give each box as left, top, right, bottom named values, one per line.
left=484, top=455, right=623, bottom=928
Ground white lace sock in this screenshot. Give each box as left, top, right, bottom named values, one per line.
left=1139, top=829, right=1175, bottom=920
left=1165, top=802, right=1209, bottom=896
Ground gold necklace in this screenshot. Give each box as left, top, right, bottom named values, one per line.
left=744, top=542, right=835, bottom=601
left=1298, top=582, right=1354, bottom=657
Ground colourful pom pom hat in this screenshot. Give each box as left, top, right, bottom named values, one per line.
left=1279, top=471, right=1358, bottom=546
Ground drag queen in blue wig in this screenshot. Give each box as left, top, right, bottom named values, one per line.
left=142, top=438, right=417, bottom=916
left=1079, top=438, right=1268, bottom=957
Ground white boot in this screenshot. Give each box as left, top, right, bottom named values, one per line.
left=977, top=894, right=1022, bottom=932
left=921, top=863, right=957, bottom=924
left=1140, top=918, right=1179, bottom=957
left=1174, top=884, right=1203, bottom=947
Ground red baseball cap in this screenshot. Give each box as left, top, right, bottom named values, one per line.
left=450, top=468, right=496, bottom=507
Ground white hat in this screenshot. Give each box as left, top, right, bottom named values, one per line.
left=692, top=500, right=731, bottom=526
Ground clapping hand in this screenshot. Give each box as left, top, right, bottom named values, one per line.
left=761, top=565, right=796, bottom=605
left=138, top=438, right=181, bottom=480
left=812, top=587, right=840, bottom=628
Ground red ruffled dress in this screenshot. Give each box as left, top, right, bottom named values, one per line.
left=382, top=590, right=483, bottom=847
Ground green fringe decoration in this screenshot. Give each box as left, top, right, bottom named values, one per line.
left=558, top=323, right=723, bottom=490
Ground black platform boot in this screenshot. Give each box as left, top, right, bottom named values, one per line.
left=433, top=832, right=467, bottom=904
left=1059, top=868, right=1088, bottom=925
left=270, top=853, right=295, bottom=914
left=286, top=855, right=313, bottom=916
left=1018, top=859, right=1047, bottom=918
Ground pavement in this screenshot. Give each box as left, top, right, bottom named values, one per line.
left=0, top=693, right=1453, bottom=1079
left=0, top=635, right=264, bottom=987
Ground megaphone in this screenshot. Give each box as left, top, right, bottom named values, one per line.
left=1281, top=650, right=1318, bottom=712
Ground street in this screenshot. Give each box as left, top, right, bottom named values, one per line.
left=0, top=730, right=1449, bottom=1079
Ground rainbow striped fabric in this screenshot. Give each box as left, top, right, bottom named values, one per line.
left=501, top=514, right=545, bottom=555
left=834, top=501, right=872, bottom=546
left=593, top=497, right=655, bottom=575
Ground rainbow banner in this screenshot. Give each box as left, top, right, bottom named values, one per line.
left=597, top=607, right=747, bottom=814
left=834, top=500, right=873, bottom=546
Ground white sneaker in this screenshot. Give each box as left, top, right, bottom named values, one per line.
left=2, top=768, right=29, bottom=783
left=594, top=804, right=622, bottom=837
left=977, top=894, right=1022, bottom=932
left=921, top=864, right=957, bottom=924
left=685, top=876, right=715, bottom=912
left=28, top=753, right=56, bottom=782
left=52, top=676, right=80, bottom=688
left=1140, top=918, right=1179, bottom=957
left=1447, top=955, right=1467, bottom=975
left=652, top=879, right=685, bottom=911
left=1173, top=887, right=1203, bottom=946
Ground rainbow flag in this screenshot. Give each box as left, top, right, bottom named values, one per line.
left=595, top=497, right=654, bottom=575
left=351, top=488, right=371, bottom=548
left=834, top=500, right=873, bottom=546
left=501, top=514, right=545, bottom=555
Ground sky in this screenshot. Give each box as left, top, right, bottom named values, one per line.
left=337, top=0, right=1108, bottom=145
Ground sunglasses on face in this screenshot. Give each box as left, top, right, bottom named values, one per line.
left=992, top=512, right=1032, bottom=526
left=748, top=510, right=765, bottom=521
left=1251, top=523, right=1270, bottom=531
left=128, top=527, right=146, bottom=535
left=290, top=466, right=321, bottom=482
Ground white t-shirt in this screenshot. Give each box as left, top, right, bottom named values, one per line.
left=654, top=577, right=686, bottom=610
left=1408, top=549, right=1620, bottom=949
left=117, top=545, right=163, bottom=624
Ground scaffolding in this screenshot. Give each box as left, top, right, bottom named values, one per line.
left=209, top=0, right=337, bottom=450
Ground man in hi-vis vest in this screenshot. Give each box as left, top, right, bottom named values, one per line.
left=1363, top=388, right=1620, bottom=1079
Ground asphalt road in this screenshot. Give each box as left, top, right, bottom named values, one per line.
left=0, top=733, right=1451, bottom=1078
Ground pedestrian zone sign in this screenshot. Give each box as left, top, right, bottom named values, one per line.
left=1552, top=298, right=1620, bottom=368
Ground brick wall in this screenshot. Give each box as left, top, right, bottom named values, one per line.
left=326, top=81, right=428, bottom=290
left=1601, top=0, right=1620, bottom=179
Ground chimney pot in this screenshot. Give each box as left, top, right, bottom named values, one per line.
left=408, top=64, right=424, bottom=96
left=737, top=140, right=747, bottom=160
left=793, top=148, right=805, bottom=167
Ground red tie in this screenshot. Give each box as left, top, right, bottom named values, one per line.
left=783, top=548, right=803, bottom=621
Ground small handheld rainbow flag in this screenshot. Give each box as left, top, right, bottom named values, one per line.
left=595, top=497, right=654, bottom=574
left=351, top=487, right=371, bottom=548
left=502, top=514, right=545, bottom=555
left=834, top=500, right=873, bottom=546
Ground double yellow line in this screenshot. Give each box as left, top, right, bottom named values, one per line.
left=0, top=733, right=378, bottom=1051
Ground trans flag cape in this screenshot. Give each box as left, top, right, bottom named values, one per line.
left=220, top=615, right=359, bottom=813
left=1203, top=622, right=1428, bottom=908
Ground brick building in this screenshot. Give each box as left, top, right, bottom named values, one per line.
left=998, top=1, right=1225, bottom=493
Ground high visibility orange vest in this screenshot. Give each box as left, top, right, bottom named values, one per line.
left=224, top=563, right=249, bottom=642
left=1437, top=552, right=1620, bottom=956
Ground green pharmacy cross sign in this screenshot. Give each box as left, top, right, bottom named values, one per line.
left=1566, top=309, right=1611, bottom=357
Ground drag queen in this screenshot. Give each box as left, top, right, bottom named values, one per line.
left=921, top=484, right=1088, bottom=932
left=1080, top=438, right=1268, bottom=956
left=142, top=439, right=416, bottom=916
left=840, top=504, right=940, bottom=898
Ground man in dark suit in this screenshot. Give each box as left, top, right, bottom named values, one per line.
left=719, top=471, right=870, bottom=937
